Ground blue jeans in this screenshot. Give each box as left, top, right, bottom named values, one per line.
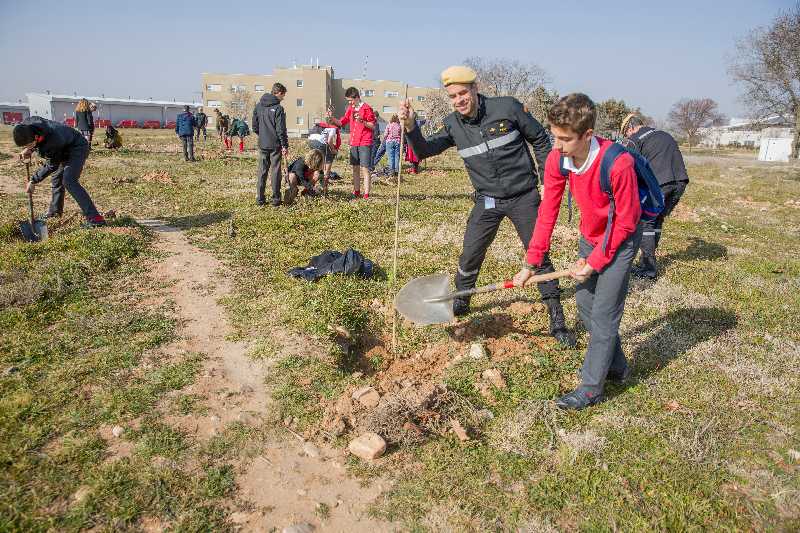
left=386, top=140, right=400, bottom=173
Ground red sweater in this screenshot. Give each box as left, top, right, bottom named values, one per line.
left=339, top=102, right=375, bottom=147
left=526, top=137, right=641, bottom=272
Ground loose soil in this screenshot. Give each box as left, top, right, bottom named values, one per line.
left=137, top=219, right=393, bottom=532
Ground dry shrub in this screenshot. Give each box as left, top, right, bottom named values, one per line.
left=141, top=170, right=173, bottom=184
left=360, top=384, right=482, bottom=446
left=488, top=400, right=562, bottom=457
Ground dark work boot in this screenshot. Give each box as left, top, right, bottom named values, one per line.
left=545, top=297, right=577, bottom=348
left=632, top=234, right=658, bottom=280
left=453, top=296, right=470, bottom=317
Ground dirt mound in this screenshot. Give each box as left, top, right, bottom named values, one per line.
left=321, top=302, right=557, bottom=448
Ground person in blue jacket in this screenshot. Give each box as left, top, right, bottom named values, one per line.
left=175, top=106, right=196, bottom=162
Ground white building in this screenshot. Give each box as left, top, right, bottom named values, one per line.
left=26, top=93, right=198, bottom=127
left=0, top=102, right=30, bottom=124
left=700, top=116, right=794, bottom=149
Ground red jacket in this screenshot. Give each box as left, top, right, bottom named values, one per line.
left=526, top=137, right=641, bottom=272
left=339, top=102, right=375, bottom=147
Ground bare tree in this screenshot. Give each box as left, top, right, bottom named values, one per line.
left=420, top=88, right=451, bottom=136
left=420, top=57, right=556, bottom=135
left=667, top=98, right=724, bottom=149
left=464, top=57, right=554, bottom=114
left=226, top=87, right=256, bottom=121
left=729, top=2, right=800, bottom=157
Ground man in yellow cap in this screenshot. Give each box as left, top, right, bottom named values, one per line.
left=399, top=66, right=575, bottom=348
left=620, top=114, right=689, bottom=280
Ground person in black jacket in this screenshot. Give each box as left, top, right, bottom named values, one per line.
left=620, top=114, right=690, bottom=280
left=194, top=107, right=208, bottom=141
left=74, top=99, right=95, bottom=143
left=252, top=83, right=289, bottom=206
left=13, top=116, right=106, bottom=227
left=399, top=66, right=575, bottom=348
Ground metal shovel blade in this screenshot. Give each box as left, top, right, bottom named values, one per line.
left=20, top=219, right=48, bottom=242
left=394, top=273, right=454, bottom=325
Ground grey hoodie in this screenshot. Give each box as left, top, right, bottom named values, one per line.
left=252, top=93, right=288, bottom=150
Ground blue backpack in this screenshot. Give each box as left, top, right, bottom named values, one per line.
left=560, top=142, right=664, bottom=254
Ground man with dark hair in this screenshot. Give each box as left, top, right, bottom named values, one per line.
left=195, top=106, right=208, bottom=141
left=252, top=83, right=288, bottom=206
left=620, top=114, right=689, bottom=280
left=326, top=87, right=376, bottom=199
left=13, top=116, right=106, bottom=227
left=175, top=105, right=196, bottom=162
left=515, top=93, right=642, bottom=410
left=399, top=66, right=575, bottom=348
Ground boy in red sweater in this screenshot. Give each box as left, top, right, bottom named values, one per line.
left=514, top=93, right=643, bottom=410
left=326, top=87, right=376, bottom=199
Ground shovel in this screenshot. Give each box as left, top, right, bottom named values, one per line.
left=394, top=270, right=571, bottom=325
left=19, top=163, right=48, bottom=243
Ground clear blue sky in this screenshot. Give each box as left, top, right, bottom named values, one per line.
left=0, top=0, right=793, bottom=120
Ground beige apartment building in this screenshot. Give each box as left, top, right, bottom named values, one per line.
left=201, top=64, right=436, bottom=136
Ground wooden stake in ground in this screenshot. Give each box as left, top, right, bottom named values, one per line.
left=390, top=84, right=410, bottom=356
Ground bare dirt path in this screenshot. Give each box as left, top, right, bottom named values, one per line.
left=138, top=219, right=394, bottom=533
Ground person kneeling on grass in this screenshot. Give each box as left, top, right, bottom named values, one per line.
left=514, top=93, right=642, bottom=411
left=284, top=148, right=324, bottom=205
left=14, top=117, right=106, bottom=228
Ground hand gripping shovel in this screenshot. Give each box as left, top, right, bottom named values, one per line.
left=20, top=162, right=48, bottom=243
left=394, top=270, right=571, bottom=325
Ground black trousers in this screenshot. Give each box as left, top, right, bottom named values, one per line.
left=45, top=144, right=99, bottom=218
left=180, top=135, right=195, bottom=161
left=195, top=126, right=206, bottom=140
left=257, top=149, right=283, bottom=203
left=456, top=188, right=560, bottom=300
left=638, top=180, right=687, bottom=274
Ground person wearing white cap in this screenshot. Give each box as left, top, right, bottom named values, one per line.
left=399, top=66, right=576, bottom=348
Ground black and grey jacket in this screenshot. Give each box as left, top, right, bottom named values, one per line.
left=195, top=112, right=208, bottom=128
left=75, top=110, right=94, bottom=132
left=252, top=93, right=288, bottom=151
left=621, top=126, right=689, bottom=186
left=405, top=94, right=551, bottom=199
left=21, top=116, right=88, bottom=183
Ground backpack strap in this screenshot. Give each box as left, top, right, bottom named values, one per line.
left=598, top=143, right=626, bottom=254
left=559, top=154, right=573, bottom=223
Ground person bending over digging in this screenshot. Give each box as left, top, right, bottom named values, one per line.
left=326, top=87, right=376, bottom=200
left=399, top=65, right=575, bottom=348
left=284, top=148, right=325, bottom=205
left=514, top=94, right=642, bottom=411
left=14, top=117, right=106, bottom=227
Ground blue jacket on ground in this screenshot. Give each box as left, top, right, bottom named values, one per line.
left=175, top=112, right=195, bottom=136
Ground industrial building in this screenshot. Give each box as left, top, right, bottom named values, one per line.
left=201, top=63, right=437, bottom=136
left=0, top=101, right=30, bottom=124
left=26, top=93, right=198, bottom=127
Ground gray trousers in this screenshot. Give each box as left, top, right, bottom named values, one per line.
left=180, top=135, right=195, bottom=161
left=576, top=226, right=642, bottom=393
left=257, top=149, right=283, bottom=203
left=45, top=143, right=99, bottom=219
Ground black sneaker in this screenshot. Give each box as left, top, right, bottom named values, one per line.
left=270, top=199, right=282, bottom=207
left=44, top=211, right=62, bottom=219
left=630, top=265, right=657, bottom=280
left=453, top=297, right=470, bottom=317
left=555, top=388, right=604, bottom=411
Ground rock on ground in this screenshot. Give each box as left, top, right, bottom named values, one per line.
left=348, top=432, right=387, bottom=460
